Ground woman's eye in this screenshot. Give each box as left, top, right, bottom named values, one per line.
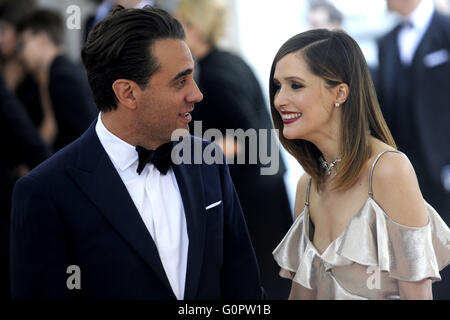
left=291, top=82, right=303, bottom=90
left=273, top=83, right=281, bottom=91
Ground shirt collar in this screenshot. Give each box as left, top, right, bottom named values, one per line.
left=406, top=0, right=434, bottom=31
left=136, top=0, right=154, bottom=8
left=95, top=113, right=138, bottom=172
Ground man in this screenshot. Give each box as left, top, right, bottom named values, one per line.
left=10, top=6, right=263, bottom=300
left=377, top=0, right=450, bottom=299
left=307, top=1, right=343, bottom=30
left=18, top=9, right=97, bottom=151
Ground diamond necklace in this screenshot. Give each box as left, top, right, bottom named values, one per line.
left=319, top=156, right=342, bottom=176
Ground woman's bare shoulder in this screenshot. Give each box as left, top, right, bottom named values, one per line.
left=370, top=150, right=428, bottom=227
left=369, top=137, right=397, bottom=156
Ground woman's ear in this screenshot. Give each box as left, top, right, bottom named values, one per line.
left=112, top=79, right=137, bottom=110
left=336, top=83, right=349, bottom=105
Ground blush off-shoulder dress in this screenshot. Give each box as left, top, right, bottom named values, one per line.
left=273, top=150, right=450, bottom=299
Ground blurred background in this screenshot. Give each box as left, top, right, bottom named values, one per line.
left=3, top=0, right=450, bottom=218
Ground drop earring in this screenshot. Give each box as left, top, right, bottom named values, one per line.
left=335, top=103, right=340, bottom=108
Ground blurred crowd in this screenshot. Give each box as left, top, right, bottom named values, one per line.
left=0, top=0, right=449, bottom=300
left=0, top=0, right=99, bottom=300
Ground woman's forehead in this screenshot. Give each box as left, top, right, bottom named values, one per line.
left=274, top=53, right=310, bottom=78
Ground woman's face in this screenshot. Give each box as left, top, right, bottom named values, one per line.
left=273, top=53, right=337, bottom=141
left=0, top=20, right=18, bottom=59
left=173, top=14, right=204, bottom=59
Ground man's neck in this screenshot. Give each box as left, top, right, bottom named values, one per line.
left=101, top=110, right=143, bottom=147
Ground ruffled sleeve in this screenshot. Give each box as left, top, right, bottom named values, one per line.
left=337, top=199, right=450, bottom=282
left=272, top=212, right=305, bottom=276
left=272, top=209, right=321, bottom=290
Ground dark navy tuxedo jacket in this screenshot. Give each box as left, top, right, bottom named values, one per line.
left=10, top=122, right=263, bottom=300
left=377, top=11, right=450, bottom=186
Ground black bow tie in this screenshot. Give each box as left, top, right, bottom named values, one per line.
left=135, top=142, right=173, bottom=175
left=402, top=20, right=414, bottom=29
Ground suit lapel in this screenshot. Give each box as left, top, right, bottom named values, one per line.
left=172, top=161, right=206, bottom=300
left=66, top=123, right=176, bottom=298
left=383, top=27, right=402, bottom=101
left=411, top=12, right=439, bottom=73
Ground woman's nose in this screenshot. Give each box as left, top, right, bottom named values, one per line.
left=274, top=88, right=288, bottom=109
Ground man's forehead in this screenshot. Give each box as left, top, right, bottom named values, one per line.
left=21, top=29, right=38, bottom=40
left=151, top=38, right=195, bottom=76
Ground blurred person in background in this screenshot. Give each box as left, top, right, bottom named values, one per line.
left=376, top=0, right=450, bottom=299
left=175, top=0, right=293, bottom=299
left=0, top=0, right=34, bottom=91
left=435, top=0, right=450, bottom=13
left=0, top=0, right=50, bottom=300
left=0, top=0, right=53, bottom=144
left=307, top=0, right=343, bottom=30
left=0, top=75, right=51, bottom=300
left=18, top=9, right=97, bottom=151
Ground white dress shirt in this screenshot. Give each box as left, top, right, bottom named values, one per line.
left=136, top=0, right=155, bottom=8
left=397, top=0, right=435, bottom=66
left=95, top=114, right=188, bottom=300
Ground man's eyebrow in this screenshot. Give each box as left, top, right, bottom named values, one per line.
left=172, top=68, right=193, bottom=82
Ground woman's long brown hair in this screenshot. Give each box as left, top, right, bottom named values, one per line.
left=269, top=29, right=396, bottom=191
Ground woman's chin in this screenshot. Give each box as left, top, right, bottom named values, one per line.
left=282, top=127, right=302, bottom=140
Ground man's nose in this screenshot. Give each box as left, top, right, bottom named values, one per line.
left=187, top=81, right=203, bottom=103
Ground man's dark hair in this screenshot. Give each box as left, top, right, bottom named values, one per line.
left=81, top=6, right=185, bottom=112
left=17, top=9, right=64, bottom=46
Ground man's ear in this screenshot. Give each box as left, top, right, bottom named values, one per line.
left=112, top=79, right=138, bottom=110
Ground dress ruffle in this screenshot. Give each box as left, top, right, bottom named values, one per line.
left=273, top=198, right=450, bottom=293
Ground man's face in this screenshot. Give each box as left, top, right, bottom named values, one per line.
left=386, top=0, right=403, bottom=12
left=19, top=30, right=45, bottom=72
left=134, top=38, right=203, bottom=149
left=308, top=8, right=330, bottom=29
left=386, top=0, right=420, bottom=14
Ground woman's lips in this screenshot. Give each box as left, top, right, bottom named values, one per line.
left=281, top=112, right=302, bottom=124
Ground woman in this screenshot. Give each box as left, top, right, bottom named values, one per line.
left=271, top=29, right=450, bottom=300
left=175, top=0, right=293, bottom=299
